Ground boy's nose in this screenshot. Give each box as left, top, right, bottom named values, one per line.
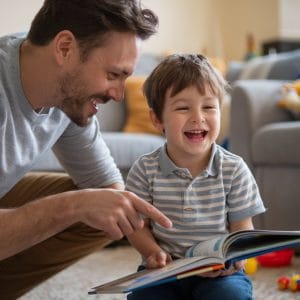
left=191, top=111, right=205, bottom=123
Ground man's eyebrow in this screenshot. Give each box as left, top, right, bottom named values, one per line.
left=112, top=68, right=131, bottom=77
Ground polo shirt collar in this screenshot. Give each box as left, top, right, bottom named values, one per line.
left=158, top=143, right=218, bottom=177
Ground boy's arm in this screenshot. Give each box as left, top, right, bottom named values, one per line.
left=127, top=219, right=172, bottom=269
left=199, top=218, right=254, bottom=278
left=228, top=217, right=254, bottom=272
left=229, top=217, right=254, bottom=232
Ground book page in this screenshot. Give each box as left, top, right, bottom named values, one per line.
left=185, top=235, right=228, bottom=258
left=90, top=256, right=223, bottom=294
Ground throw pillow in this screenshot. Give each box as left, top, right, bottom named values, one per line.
left=278, top=80, right=300, bottom=119
left=123, top=76, right=160, bottom=135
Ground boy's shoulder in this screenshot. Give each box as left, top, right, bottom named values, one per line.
left=215, top=144, right=245, bottom=168
left=133, top=146, right=162, bottom=169
left=139, top=147, right=162, bottom=161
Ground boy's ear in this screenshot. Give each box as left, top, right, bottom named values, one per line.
left=53, top=30, right=77, bottom=66
left=149, top=110, right=164, bottom=134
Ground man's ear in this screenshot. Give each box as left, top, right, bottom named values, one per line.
left=53, top=30, right=77, bottom=66
left=149, top=109, right=164, bottom=134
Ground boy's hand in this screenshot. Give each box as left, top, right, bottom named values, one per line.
left=199, top=260, right=245, bottom=278
left=146, top=250, right=173, bottom=269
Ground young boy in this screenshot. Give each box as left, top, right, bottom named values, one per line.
left=125, top=54, right=265, bottom=300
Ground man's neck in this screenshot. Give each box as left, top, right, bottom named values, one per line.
left=19, top=40, right=57, bottom=110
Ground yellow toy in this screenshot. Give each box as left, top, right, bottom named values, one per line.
left=278, top=80, right=300, bottom=119
left=244, top=258, right=258, bottom=275
left=289, top=275, right=300, bottom=292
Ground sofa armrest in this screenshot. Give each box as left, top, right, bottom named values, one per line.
left=229, top=79, right=291, bottom=170
left=253, top=121, right=300, bottom=165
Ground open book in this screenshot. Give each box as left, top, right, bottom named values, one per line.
left=88, top=229, right=300, bottom=294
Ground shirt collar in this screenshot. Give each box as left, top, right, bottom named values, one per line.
left=158, top=143, right=219, bottom=178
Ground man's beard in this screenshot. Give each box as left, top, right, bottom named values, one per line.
left=59, top=96, right=89, bottom=127
left=58, top=72, right=110, bottom=127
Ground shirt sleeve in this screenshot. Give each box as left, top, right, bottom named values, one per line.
left=226, top=159, right=266, bottom=222
left=125, top=157, right=152, bottom=203
left=52, top=116, right=123, bottom=188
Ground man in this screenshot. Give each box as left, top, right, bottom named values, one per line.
left=0, top=0, right=172, bottom=298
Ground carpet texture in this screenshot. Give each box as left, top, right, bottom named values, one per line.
left=20, top=246, right=300, bottom=300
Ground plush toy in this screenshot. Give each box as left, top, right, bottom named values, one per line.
left=278, top=80, right=300, bottom=119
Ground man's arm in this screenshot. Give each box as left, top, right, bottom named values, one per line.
left=0, top=188, right=172, bottom=261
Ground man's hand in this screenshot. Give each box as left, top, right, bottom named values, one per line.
left=75, top=189, right=172, bottom=240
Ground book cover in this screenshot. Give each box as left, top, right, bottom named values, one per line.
left=89, top=229, right=300, bottom=294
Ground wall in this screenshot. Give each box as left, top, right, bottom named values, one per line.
left=142, top=0, right=216, bottom=56
left=0, top=0, right=297, bottom=62
left=0, top=0, right=213, bottom=56
left=213, top=0, right=279, bottom=61
left=0, top=0, right=42, bottom=35
left=279, top=0, right=300, bottom=38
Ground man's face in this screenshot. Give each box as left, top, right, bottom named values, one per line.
left=57, top=31, right=139, bottom=127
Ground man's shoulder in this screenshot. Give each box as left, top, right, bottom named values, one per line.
left=0, top=32, right=25, bottom=52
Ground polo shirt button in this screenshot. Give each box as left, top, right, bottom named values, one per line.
left=183, top=207, right=194, bottom=211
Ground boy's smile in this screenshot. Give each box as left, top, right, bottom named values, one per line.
left=184, top=129, right=208, bottom=142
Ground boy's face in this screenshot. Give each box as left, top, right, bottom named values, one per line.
left=152, top=85, right=221, bottom=166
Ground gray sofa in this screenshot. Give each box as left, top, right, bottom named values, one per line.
left=33, top=100, right=165, bottom=178
left=229, top=80, right=300, bottom=230
left=33, top=54, right=165, bottom=179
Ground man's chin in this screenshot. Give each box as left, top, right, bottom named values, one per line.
left=69, top=116, right=92, bottom=127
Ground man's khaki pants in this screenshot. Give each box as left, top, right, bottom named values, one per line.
left=0, top=172, right=111, bottom=299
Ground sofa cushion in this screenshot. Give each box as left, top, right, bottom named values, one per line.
left=123, top=76, right=160, bottom=135
left=227, top=49, right=300, bottom=83
left=102, top=132, right=165, bottom=169
left=32, top=132, right=165, bottom=172
left=97, top=100, right=126, bottom=132
left=268, top=49, right=300, bottom=80
left=238, top=55, right=278, bottom=80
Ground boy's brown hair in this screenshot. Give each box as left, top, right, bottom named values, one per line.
left=143, top=54, right=228, bottom=121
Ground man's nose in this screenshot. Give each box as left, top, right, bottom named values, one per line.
left=108, top=82, right=125, bottom=102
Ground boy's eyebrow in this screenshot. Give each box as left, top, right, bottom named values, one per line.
left=203, top=96, right=218, bottom=100
left=169, top=97, right=188, bottom=104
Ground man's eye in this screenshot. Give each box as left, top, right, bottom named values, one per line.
left=108, top=72, right=119, bottom=80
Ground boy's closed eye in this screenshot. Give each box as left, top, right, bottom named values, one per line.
left=174, top=105, right=189, bottom=111
left=203, top=105, right=217, bottom=110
